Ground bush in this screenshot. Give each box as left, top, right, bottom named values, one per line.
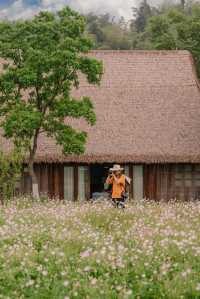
left=0, top=150, right=22, bottom=202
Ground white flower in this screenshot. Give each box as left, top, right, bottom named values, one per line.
left=63, top=281, right=69, bottom=287
left=91, top=278, right=97, bottom=285
left=25, top=280, right=34, bottom=287
left=42, top=270, right=48, bottom=276
left=84, top=266, right=91, bottom=272
left=126, top=289, right=132, bottom=295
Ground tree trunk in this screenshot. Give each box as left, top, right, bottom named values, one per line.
left=28, top=159, right=39, bottom=199
left=181, top=0, right=185, bottom=9
left=28, top=129, right=40, bottom=199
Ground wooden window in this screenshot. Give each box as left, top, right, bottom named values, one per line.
left=78, top=166, right=90, bottom=201
left=133, top=165, right=143, bottom=200
left=64, top=166, right=74, bottom=201
left=174, top=164, right=200, bottom=200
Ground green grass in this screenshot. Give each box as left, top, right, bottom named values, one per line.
left=0, top=199, right=200, bottom=298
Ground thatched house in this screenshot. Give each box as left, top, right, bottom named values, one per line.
left=1, top=50, right=200, bottom=201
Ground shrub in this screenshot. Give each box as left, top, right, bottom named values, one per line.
left=0, top=150, right=22, bottom=202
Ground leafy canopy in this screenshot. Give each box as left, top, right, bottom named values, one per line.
left=147, top=5, right=200, bottom=77
left=0, top=7, right=103, bottom=156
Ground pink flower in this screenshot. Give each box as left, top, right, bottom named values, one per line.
left=80, top=249, right=91, bottom=258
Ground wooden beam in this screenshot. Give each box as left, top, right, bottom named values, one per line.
left=59, top=164, right=64, bottom=200
left=74, top=165, right=78, bottom=201
left=85, top=166, right=91, bottom=201
left=129, top=164, right=133, bottom=201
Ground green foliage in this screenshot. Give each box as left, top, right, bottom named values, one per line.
left=132, top=0, right=158, bottom=33
left=86, top=13, right=133, bottom=50
left=0, top=6, right=103, bottom=159
left=146, top=5, right=200, bottom=77
left=0, top=150, right=22, bottom=202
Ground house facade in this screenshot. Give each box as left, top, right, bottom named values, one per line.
left=2, top=50, right=200, bottom=200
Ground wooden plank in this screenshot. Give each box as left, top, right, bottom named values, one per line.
left=167, top=165, right=174, bottom=200
left=48, top=164, right=54, bottom=199
left=163, top=164, right=168, bottom=201
left=133, top=165, right=144, bottom=201
left=191, top=164, right=195, bottom=200
left=59, top=164, right=64, bottom=200
left=85, top=166, right=91, bottom=201
left=129, top=164, right=133, bottom=200
left=149, top=165, right=154, bottom=200
left=43, top=164, right=49, bottom=196
left=54, top=164, right=60, bottom=199
left=156, top=165, right=161, bottom=201
left=40, top=164, right=45, bottom=195
left=74, top=165, right=78, bottom=201
left=143, top=165, right=149, bottom=199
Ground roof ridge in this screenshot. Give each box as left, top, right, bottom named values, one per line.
left=89, top=50, right=190, bottom=55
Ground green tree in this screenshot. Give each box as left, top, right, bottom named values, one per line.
left=86, top=13, right=106, bottom=47
left=100, top=23, right=132, bottom=50
left=132, top=0, right=158, bottom=33
left=147, top=5, right=200, bottom=77
left=86, top=13, right=132, bottom=50
left=0, top=149, right=22, bottom=203
left=181, top=0, right=186, bottom=9
left=0, top=7, right=103, bottom=198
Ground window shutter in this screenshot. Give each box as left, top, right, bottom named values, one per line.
left=78, top=166, right=90, bottom=201
left=133, top=165, right=144, bottom=200
left=64, top=166, right=74, bottom=201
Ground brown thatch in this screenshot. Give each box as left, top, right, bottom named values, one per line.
left=1, top=50, right=200, bottom=163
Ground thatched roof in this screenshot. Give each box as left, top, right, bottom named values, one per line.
left=1, top=50, right=200, bottom=164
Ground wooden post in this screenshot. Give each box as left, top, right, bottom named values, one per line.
left=48, top=164, right=54, bottom=199
left=43, top=164, right=49, bottom=197
left=85, top=166, right=91, bottom=200
left=59, top=164, right=64, bottom=200
left=129, top=164, right=133, bottom=201
left=74, top=165, right=78, bottom=201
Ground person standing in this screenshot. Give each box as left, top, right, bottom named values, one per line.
left=105, top=164, right=126, bottom=209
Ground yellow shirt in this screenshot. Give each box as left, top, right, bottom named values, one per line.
left=106, top=175, right=125, bottom=198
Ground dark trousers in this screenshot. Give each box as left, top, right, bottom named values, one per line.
left=112, top=198, right=125, bottom=208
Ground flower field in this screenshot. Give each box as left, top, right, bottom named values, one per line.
left=1, top=200, right=200, bottom=299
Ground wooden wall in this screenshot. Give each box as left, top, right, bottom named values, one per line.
left=20, top=163, right=200, bottom=201
left=20, top=163, right=90, bottom=200
left=144, top=164, right=200, bottom=200
left=21, top=163, right=64, bottom=199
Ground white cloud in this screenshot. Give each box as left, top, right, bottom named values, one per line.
left=0, top=0, right=137, bottom=20
left=71, top=0, right=134, bottom=19
left=0, top=0, right=40, bottom=20
left=1, top=0, right=192, bottom=21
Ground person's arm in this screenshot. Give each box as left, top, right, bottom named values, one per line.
left=106, top=175, right=113, bottom=184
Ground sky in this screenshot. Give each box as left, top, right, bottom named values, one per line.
left=0, top=0, right=180, bottom=20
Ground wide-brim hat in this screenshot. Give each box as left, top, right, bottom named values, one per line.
left=110, top=164, right=124, bottom=172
